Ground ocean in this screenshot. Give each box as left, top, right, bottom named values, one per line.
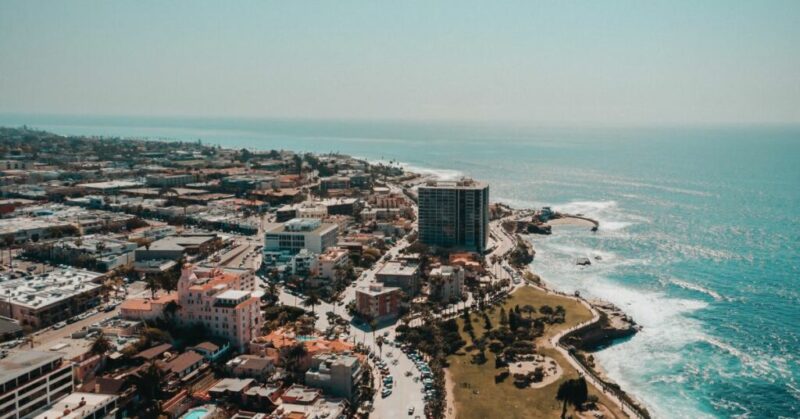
left=2, top=114, right=799, bottom=418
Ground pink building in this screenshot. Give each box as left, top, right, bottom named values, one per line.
left=176, top=264, right=261, bottom=351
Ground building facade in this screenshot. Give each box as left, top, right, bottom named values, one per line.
left=375, top=261, right=420, bottom=295
left=0, top=351, right=75, bottom=419
left=176, top=265, right=260, bottom=351
left=355, top=283, right=401, bottom=320
left=418, top=179, right=489, bottom=253
left=429, top=265, right=465, bottom=303
left=263, top=218, right=338, bottom=255
left=305, top=352, right=363, bottom=401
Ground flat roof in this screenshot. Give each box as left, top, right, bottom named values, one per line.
left=209, top=377, right=255, bottom=393
left=146, top=235, right=216, bottom=251
left=0, top=267, right=104, bottom=310
left=377, top=260, right=419, bottom=277
left=419, top=178, right=488, bottom=190
left=356, top=282, right=401, bottom=297
left=264, top=219, right=337, bottom=235
left=0, top=351, right=63, bottom=384
left=78, top=180, right=143, bottom=190
left=32, top=392, right=117, bottom=419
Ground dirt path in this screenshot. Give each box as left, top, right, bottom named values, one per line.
left=444, top=368, right=458, bottom=419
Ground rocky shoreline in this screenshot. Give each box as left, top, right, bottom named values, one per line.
left=507, top=207, right=649, bottom=418
left=565, top=299, right=641, bottom=351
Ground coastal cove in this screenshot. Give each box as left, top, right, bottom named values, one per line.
left=1, top=115, right=798, bottom=418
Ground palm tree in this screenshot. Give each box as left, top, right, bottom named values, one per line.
left=90, top=334, right=112, bottom=356
left=556, top=377, right=589, bottom=419
left=376, top=335, right=385, bottom=357
left=302, top=291, right=321, bottom=315
left=145, top=275, right=159, bottom=299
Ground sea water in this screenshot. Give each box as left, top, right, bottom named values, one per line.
left=1, top=115, right=798, bottom=418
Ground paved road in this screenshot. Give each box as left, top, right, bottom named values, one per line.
left=10, top=281, right=152, bottom=351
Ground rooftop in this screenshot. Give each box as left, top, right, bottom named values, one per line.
left=164, top=351, right=204, bottom=374
left=145, top=235, right=216, bottom=251
left=31, top=392, right=118, bottom=419
left=209, top=378, right=255, bottom=394
left=265, top=219, right=337, bottom=235
left=0, top=267, right=104, bottom=310
left=77, top=180, right=143, bottom=190
left=420, top=178, right=488, bottom=190
left=377, top=260, right=419, bottom=277
left=356, top=282, right=401, bottom=297
left=0, top=351, right=63, bottom=384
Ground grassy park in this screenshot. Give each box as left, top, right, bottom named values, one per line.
left=446, top=286, right=626, bottom=419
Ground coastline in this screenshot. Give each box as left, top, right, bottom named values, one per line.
left=499, top=210, right=649, bottom=418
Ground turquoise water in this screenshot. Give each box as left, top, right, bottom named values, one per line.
left=296, top=335, right=317, bottom=342
left=181, top=408, right=208, bottom=419
left=1, top=115, right=798, bottom=418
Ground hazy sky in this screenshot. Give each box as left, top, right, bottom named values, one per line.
left=1, top=1, right=799, bottom=125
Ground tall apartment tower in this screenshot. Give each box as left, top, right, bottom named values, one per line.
left=417, top=178, right=489, bottom=253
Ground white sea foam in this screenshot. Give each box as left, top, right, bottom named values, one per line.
left=669, top=278, right=725, bottom=301
left=357, top=157, right=465, bottom=181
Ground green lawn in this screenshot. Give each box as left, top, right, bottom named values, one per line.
left=447, top=286, right=624, bottom=419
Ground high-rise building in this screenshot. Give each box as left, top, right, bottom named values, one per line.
left=417, top=179, right=489, bottom=253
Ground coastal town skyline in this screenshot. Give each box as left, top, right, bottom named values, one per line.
left=0, top=1, right=798, bottom=418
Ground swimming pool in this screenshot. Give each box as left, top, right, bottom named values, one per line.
left=296, top=335, right=317, bottom=342
left=181, top=408, right=208, bottom=419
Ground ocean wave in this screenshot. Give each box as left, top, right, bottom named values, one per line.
left=593, top=176, right=717, bottom=198
left=668, top=278, right=725, bottom=301
left=709, top=398, right=752, bottom=419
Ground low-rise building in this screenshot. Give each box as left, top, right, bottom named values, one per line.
left=355, top=283, right=401, bottom=320
left=429, top=265, right=465, bottom=303
left=289, top=249, right=319, bottom=277
left=317, top=247, right=349, bottom=280
left=146, top=173, right=196, bottom=187
left=271, top=384, right=347, bottom=419
left=226, top=355, right=276, bottom=379
left=304, top=352, right=363, bottom=401
left=0, top=351, right=75, bottom=419
left=161, top=351, right=204, bottom=379
left=31, top=392, right=118, bottom=419
left=134, top=234, right=218, bottom=262
left=191, top=341, right=229, bottom=361
left=119, top=293, right=178, bottom=321
left=0, top=268, right=104, bottom=329
left=375, top=260, right=420, bottom=295
left=47, top=235, right=137, bottom=271
left=264, top=218, right=337, bottom=255
left=208, top=378, right=255, bottom=401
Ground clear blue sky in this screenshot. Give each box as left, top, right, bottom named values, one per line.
left=1, top=0, right=798, bottom=125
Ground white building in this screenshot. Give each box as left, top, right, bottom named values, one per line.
left=0, top=268, right=105, bottom=330
left=429, top=265, right=465, bottom=303
left=318, top=247, right=349, bottom=280
left=31, top=392, right=118, bottom=419
left=264, top=218, right=338, bottom=255
left=0, top=351, right=75, bottom=419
